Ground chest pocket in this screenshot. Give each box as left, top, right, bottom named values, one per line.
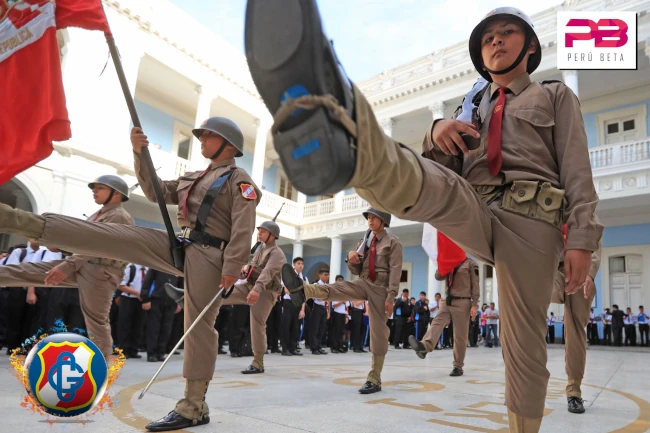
left=176, top=179, right=195, bottom=206
left=514, top=107, right=555, bottom=147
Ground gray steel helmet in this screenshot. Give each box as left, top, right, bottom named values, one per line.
left=363, top=208, right=392, bottom=227
left=88, top=175, right=129, bottom=202
left=258, top=220, right=280, bottom=238
left=192, top=116, right=244, bottom=157
left=469, top=7, right=541, bottom=82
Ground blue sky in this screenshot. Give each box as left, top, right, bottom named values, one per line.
left=169, top=0, right=563, bottom=82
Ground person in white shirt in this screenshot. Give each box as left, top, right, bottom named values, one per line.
left=3, top=241, right=40, bottom=353
left=280, top=257, right=306, bottom=356
left=309, top=268, right=330, bottom=355
left=624, top=307, right=636, bottom=346
left=638, top=306, right=649, bottom=347
left=485, top=303, right=500, bottom=347
left=26, top=246, right=65, bottom=336
left=350, top=300, right=367, bottom=353
left=331, top=284, right=348, bottom=353
left=546, top=313, right=556, bottom=344
left=602, top=308, right=612, bottom=346
left=117, top=263, right=148, bottom=359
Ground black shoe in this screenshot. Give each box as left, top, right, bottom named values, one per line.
left=331, top=348, right=341, bottom=354
left=281, top=264, right=306, bottom=307
left=358, top=381, right=381, bottom=394
left=408, top=335, right=427, bottom=360
left=290, top=350, right=303, bottom=356
left=241, top=365, right=264, bottom=374
left=311, top=350, right=321, bottom=355
left=318, top=348, right=327, bottom=355
left=147, top=355, right=158, bottom=362
left=173, top=351, right=181, bottom=355
left=450, top=367, right=464, bottom=377
left=145, top=410, right=209, bottom=432
left=353, top=349, right=367, bottom=353
left=282, top=350, right=293, bottom=356
left=157, top=354, right=166, bottom=362
left=126, top=352, right=142, bottom=359
left=245, top=0, right=356, bottom=195
left=567, top=397, right=585, bottom=414
left=218, top=348, right=227, bottom=355
left=231, top=352, right=241, bottom=358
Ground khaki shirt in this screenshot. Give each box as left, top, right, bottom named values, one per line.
left=134, top=154, right=261, bottom=277
left=64, top=202, right=135, bottom=271
left=348, top=229, right=403, bottom=302
left=445, top=258, right=480, bottom=306
left=423, top=73, right=602, bottom=252
left=248, top=241, right=287, bottom=293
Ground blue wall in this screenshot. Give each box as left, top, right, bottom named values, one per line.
left=133, top=100, right=191, bottom=153
left=403, top=246, right=429, bottom=295
left=345, top=188, right=355, bottom=195
left=583, top=99, right=650, bottom=148
left=239, top=149, right=254, bottom=175
left=263, top=164, right=278, bottom=193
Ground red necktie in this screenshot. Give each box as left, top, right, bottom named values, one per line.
left=487, top=87, right=508, bottom=176
left=182, top=165, right=211, bottom=219
left=141, top=267, right=146, bottom=283
left=91, top=210, right=102, bottom=221
left=368, top=236, right=377, bottom=282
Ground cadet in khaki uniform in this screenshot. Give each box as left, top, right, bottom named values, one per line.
left=283, top=208, right=402, bottom=394
left=409, top=258, right=480, bottom=377
left=219, top=220, right=286, bottom=374
left=245, top=4, right=602, bottom=431
left=552, top=224, right=602, bottom=414
left=0, top=116, right=260, bottom=432
left=0, top=175, right=134, bottom=357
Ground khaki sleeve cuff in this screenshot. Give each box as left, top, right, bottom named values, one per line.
left=566, top=229, right=600, bottom=252
left=222, top=263, right=242, bottom=278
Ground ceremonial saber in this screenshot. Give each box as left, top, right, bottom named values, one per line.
left=138, top=284, right=233, bottom=400
left=100, top=4, right=185, bottom=271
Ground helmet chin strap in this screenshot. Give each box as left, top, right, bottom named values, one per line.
left=483, top=32, right=532, bottom=76
left=103, top=189, right=116, bottom=206
left=209, top=142, right=230, bottom=160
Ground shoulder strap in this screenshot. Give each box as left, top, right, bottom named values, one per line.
left=195, top=168, right=237, bottom=232
left=127, top=264, right=136, bottom=286
left=38, top=249, right=47, bottom=261
left=19, top=248, right=27, bottom=263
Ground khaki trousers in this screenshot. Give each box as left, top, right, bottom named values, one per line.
left=348, top=86, right=564, bottom=420
left=21, top=214, right=227, bottom=385
left=552, top=268, right=594, bottom=398
left=304, top=278, right=388, bottom=384
left=0, top=260, right=121, bottom=357
left=421, top=299, right=471, bottom=369
left=221, top=282, right=279, bottom=369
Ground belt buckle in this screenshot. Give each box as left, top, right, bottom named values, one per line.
left=181, top=227, right=192, bottom=239
left=220, top=241, right=225, bottom=250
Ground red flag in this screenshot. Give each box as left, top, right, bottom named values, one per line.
left=0, top=0, right=109, bottom=185
left=562, top=223, right=568, bottom=247
left=437, top=231, right=467, bottom=277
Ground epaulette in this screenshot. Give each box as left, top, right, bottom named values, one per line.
left=540, top=80, right=564, bottom=85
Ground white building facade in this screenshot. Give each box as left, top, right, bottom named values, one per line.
left=2, top=0, right=650, bottom=337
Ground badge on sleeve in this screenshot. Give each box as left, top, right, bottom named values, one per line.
left=238, top=182, right=257, bottom=200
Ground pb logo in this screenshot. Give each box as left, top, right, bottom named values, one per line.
left=565, top=18, right=628, bottom=48
left=25, top=333, right=107, bottom=417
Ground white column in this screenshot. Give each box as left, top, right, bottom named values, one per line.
left=478, top=263, right=486, bottom=305
left=492, top=270, right=499, bottom=309
left=191, top=88, right=215, bottom=168
left=562, top=70, right=579, bottom=97
left=329, top=235, right=343, bottom=283
left=429, top=102, right=445, bottom=120
left=334, top=191, right=345, bottom=212
left=292, top=241, right=303, bottom=259
left=297, top=192, right=307, bottom=204
left=379, top=118, right=395, bottom=137
left=50, top=173, right=67, bottom=214
left=252, top=119, right=269, bottom=187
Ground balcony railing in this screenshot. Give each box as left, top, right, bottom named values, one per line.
left=149, top=148, right=193, bottom=179
left=303, top=198, right=336, bottom=219
left=589, top=137, right=650, bottom=169
left=342, top=194, right=369, bottom=212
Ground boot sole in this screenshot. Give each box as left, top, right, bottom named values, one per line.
left=245, top=0, right=356, bottom=195
left=408, top=335, right=427, bottom=359
left=146, top=417, right=210, bottom=432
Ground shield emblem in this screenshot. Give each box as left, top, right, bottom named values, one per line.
left=32, top=341, right=98, bottom=414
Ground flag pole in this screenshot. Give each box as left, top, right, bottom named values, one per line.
left=100, top=5, right=184, bottom=270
